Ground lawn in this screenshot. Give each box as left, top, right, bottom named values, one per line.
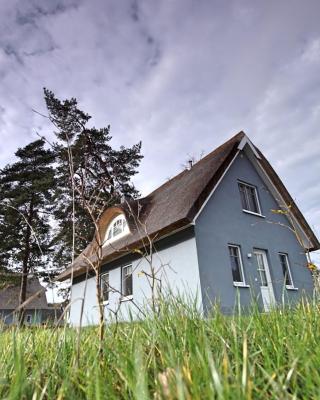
left=0, top=299, right=320, bottom=399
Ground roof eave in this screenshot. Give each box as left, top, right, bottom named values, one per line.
left=56, top=217, right=192, bottom=282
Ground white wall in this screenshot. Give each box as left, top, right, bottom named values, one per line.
left=69, top=235, right=202, bottom=326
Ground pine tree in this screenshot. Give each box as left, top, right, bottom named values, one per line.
left=0, top=139, right=55, bottom=324
left=44, top=89, right=143, bottom=270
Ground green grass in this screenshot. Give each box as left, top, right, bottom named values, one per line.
left=1, top=298, right=320, bottom=399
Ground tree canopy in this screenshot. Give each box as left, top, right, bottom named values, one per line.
left=0, top=90, right=143, bottom=314
left=44, top=89, right=143, bottom=269
left=0, top=139, right=55, bottom=321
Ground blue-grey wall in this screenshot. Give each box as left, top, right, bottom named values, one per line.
left=0, top=309, right=44, bottom=325
left=195, top=150, right=314, bottom=313
left=0, top=310, right=14, bottom=324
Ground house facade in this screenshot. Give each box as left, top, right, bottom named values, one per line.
left=57, top=132, right=319, bottom=326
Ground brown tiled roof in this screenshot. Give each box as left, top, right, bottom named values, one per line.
left=57, top=131, right=319, bottom=281
left=0, top=277, right=48, bottom=310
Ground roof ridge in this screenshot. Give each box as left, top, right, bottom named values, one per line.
left=190, top=130, right=245, bottom=166
left=146, top=131, right=245, bottom=199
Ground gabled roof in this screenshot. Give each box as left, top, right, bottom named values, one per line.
left=0, top=277, right=48, bottom=310
left=57, top=131, right=319, bottom=281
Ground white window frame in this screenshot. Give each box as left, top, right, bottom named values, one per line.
left=104, top=214, right=129, bottom=246
left=121, top=264, right=133, bottom=301
left=100, top=272, right=110, bottom=304
left=228, top=245, right=249, bottom=287
left=238, top=180, right=263, bottom=216
left=279, top=253, right=297, bottom=290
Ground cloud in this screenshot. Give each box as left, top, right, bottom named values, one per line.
left=0, top=0, right=319, bottom=259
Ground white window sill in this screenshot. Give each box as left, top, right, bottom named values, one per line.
left=233, top=283, right=250, bottom=288
left=120, top=295, right=133, bottom=302
left=242, top=210, right=265, bottom=218
left=286, top=286, right=299, bottom=291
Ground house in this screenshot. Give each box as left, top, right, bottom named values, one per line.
left=0, top=277, right=63, bottom=325
left=57, top=132, right=319, bottom=326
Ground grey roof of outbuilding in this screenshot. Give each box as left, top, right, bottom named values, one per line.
left=57, top=131, right=320, bottom=281
left=0, top=278, right=48, bottom=310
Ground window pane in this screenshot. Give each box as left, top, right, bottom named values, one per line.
left=107, top=229, right=112, bottom=240
left=101, top=273, right=109, bottom=301
left=238, top=184, right=248, bottom=210
left=247, top=187, right=259, bottom=213
left=228, top=246, right=244, bottom=283
left=238, top=182, right=260, bottom=213
left=256, top=254, right=268, bottom=286
left=122, top=266, right=133, bottom=296
left=113, top=221, right=122, bottom=236
left=125, top=274, right=133, bottom=296
left=124, top=265, right=132, bottom=276
left=279, top=254, right=292, bottom=286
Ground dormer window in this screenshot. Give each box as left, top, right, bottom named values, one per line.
left=104, top=214, right=129, bottom=245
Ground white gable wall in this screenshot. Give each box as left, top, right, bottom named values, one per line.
left=69, top=232, right=202, bottom=326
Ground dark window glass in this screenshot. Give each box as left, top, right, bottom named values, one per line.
left=238, top=182, right=260, bottom=214
left=279, top=254, right=293, bottom=286
left=247, top=186, right=259, bottom=213
left=122, top=265, right=133, bottom=297
left=239, top=184, right=248, bottom=210
left=228, top=246, right=244, bottom=283
left=101, top=273, right=109, bottom=302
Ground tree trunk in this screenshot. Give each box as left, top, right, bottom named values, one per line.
left=17, top=198, right=34, bottom=326
left=96, top=270, right=105, bottom=356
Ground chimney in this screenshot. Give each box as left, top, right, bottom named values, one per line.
left=188, top=159, right=193, bottom=170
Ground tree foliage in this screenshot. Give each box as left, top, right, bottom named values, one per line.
left=44, top=89, right=143, bottom=269
left=0, top=139, right=55, bottom=319
left=0, top=89, right=143, bottom=311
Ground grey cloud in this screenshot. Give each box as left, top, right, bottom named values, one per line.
left=130, top=0, right=140, bottom=22
left=0, top=0, right=319, bottom=260
left=3, top=44, right=24, bottom=65
left=15, top=0, right=78, bottom=25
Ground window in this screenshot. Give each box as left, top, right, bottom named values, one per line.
left=255, top=252, right=268, bottom=287
left=104, top=214, right=129, bottom=245
left=122, top=265, right=133, bottom=297
left=238, top=181, right=261, bottom=214
left=100, top=272, right=109, bottom=303
left=228, top=245, right=246, bottom=285
left=25, top=314, right=32, bottom=324
left=279, top=253, right=294, bottom=288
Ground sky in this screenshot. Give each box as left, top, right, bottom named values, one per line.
left=0, top=0, right=319, bottom=268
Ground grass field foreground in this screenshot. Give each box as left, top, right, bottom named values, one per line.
left=0, top=299, right=320, bottom=399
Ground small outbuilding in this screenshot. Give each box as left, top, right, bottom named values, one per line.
left=0, top=277, right=62, bottom=325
